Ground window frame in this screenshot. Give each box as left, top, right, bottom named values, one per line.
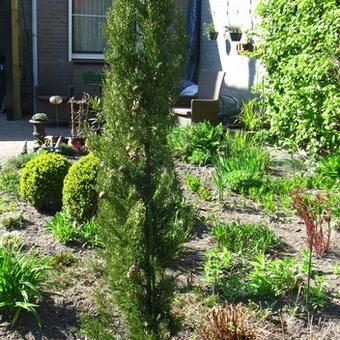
left=68, top=0, right=106, bottom=61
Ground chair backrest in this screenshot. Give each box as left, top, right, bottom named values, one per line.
left=197, top=70, right=225, bottom=100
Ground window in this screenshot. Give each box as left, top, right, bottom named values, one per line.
left=69, top=0, right=111, bottom=60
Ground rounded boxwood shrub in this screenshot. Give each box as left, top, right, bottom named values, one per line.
left=20, top=153, right=71, bottom=212
left=62, top=153, right=99, bottom=222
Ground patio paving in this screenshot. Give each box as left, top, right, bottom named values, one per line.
left=0, top=114, right=70, bottom=165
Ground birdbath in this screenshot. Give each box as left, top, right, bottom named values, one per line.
left=29, top=113, right=48, bottom=151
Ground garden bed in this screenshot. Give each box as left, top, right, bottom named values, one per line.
left=0, top=128, right=339, bottom=339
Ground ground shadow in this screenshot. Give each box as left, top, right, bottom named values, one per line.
left=2, top=297, right=80, bottom=339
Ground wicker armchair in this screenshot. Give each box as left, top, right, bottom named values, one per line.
left=172, top=70, right=225, bottom=125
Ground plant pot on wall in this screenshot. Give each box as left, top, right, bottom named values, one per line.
left=209, top=32, right=218, bottom=40
left=230, top=32, right=242, bottom=41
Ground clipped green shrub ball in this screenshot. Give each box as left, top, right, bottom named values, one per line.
left=20, top=153, right=71, bottom=212
left=62, top=153, right=99, bottom=222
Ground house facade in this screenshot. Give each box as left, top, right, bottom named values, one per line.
left=0, top=0, right=259, bottom=121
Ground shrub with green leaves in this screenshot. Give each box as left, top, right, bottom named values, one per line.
left=63, top=153, right=99, bottom=222
left=20, top=153, right=70, bottom=212
left=168, top=121, right=224, bottom=165
left=0, top=245, right=49, bottom=326
left=245, top=255, right=298, bottom=298
left=254, top=0, right=339, bottom=155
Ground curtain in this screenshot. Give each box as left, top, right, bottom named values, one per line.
left=72, top=0, right=111, bottom=53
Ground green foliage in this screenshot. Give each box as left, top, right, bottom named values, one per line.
left=246, top=255, right=298, bottom=298
left=4, top=152, right=38, bottom=171
left=59, top=143, right=78, bottom=156
left=254, top=0, right=339, bottom=155
left=184, top=175, right=211, bottom=201
left=47, top=211, right=74, bottom=244
left=204, top=222, right=277, bottom=294
left=46, top=210, right=99, bottom=246
left=204, top=247, right=233, bottom=288
left=0, top=244, right=49, bottom=326
left=62, top=153, right=99, bottom=222
left=212, top=222, right=277, bottom=257
left=239, top=99, right=264, bottom=131
left=1, top=213, right=24, bottom=229
left=89, top=1, right=192, bottom=338
left=0, top=233, right=24, bottom=250
left=307, top=276, right=328, bottom=310
left=332, top=263, right=340, bottom=276
left=317, top=155, right=340, bottom=181
left=49, top=251, right=77, bottom=268
left=20, top=153, right=70, bottom=212
left=213, top=132, right=270, bottom=196
left=203, top=22, right=216, bottom=36
left=168, top=122, right=224, bottom=165
left=0, top=168, right=20, bottom=196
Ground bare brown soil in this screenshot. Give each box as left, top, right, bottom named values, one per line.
left=0, top=159, right=339, bottom=339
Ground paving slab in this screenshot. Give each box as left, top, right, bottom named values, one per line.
left=0, top=114, right=70, bottom=165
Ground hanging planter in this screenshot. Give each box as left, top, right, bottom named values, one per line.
left=203, top=23, right=218, bottom=41
left=225, top=25, right=242, bottom=42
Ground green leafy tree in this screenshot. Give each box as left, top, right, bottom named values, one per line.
left=90, top=1, right=191, bottom=338
left=253, top=0, right=339, bottom=155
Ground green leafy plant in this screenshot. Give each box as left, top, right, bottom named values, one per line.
left=62, top=153, right=99, bottom=222
left=332, top=263, right=340, bottom=276
left=184, top=175, right=211, bottom=201
left=49, top=251, right=77, bottom=268
left=246, top=255, right=298, bottom=298
left=20, top=153, right=70, bottom=212
left=307, top=275, right=328, bottom=310
left=46, top=211, right=75, bottom=244
left=46, top=210, right=99, bottom=246
left=4, top=152, right=39, bottom=171
left=1, top=213, right=24, bottom=229
left=317, top=155, right=340, bottom=181
left=225, top=25, right=242, bottom=33
left=253, top=0, right=339, bottom=155
left=204, top=247, right=234, bottom=290
left=32, top=113, right=47, bottom=121
left=0, top=245, right=49, bottom=326
left=238, top=99, right=263, bottom=131
left=212, top=222, right=277, bottom=257
left=168, top=122, right=224, bottom=165
left=0, top=168, right=20, bottom=197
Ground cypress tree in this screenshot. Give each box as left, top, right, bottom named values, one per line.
left=92, top=1, right=191, bottom=338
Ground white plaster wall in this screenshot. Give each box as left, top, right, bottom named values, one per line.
left=200, top=0, right=261, bottom=100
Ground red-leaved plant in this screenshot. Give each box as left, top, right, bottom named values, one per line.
left=292, top=189, right=332, bottom=256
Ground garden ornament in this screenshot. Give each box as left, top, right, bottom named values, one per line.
left=49, top=95, right=63, bottom=135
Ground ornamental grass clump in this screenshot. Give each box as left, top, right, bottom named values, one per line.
left=20, top=153, right=70, bottom=212
left=88, top=1, right=192, bottom=338
left=0, top=244, right=49, bottom=326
